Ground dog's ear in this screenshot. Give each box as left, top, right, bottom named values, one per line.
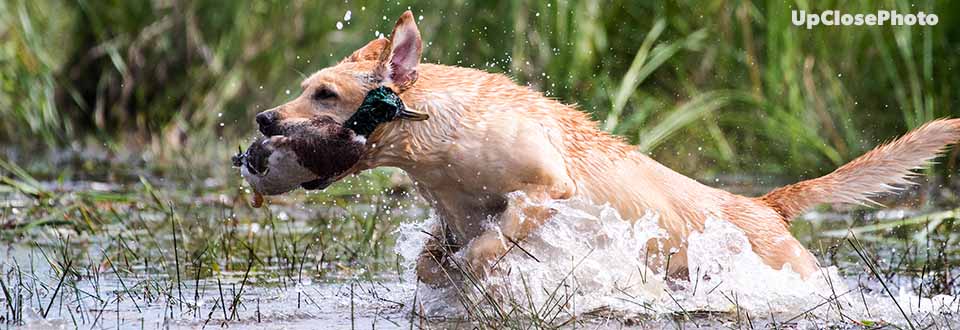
left=340, top=38, right=389, bottom=64
left=376, top=10, right=422, bottom=90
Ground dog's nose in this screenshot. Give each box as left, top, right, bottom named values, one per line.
left=256, top=111, right=278, bottom=128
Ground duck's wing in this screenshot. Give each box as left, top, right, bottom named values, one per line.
left=280, top=119, right=365, bottom=179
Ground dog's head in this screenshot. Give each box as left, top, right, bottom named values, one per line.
left=255, top=10, right=426, bottom=137
left=253, top=11, right=428, bottom=190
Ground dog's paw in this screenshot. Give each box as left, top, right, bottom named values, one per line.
left=464, top=232, right=508, bottom=279
left=416, top=254, right=455, bottom=287
left=416, top=244, right=472, bottom=288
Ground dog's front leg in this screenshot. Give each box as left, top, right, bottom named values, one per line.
left=464, top=184, right=572, bottom=279
left=415, top=223, right=462, bottom=286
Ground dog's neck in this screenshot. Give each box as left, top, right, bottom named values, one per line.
left=359, top=66, right=472, bottom=172
left=356, top=63, right=642, bottom=189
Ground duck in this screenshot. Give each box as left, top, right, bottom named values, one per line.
left=232, top=116, right=358, bottom=197
left=232, top=86, right=427, bottom=207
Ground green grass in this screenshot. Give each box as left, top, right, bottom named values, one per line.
left=1, top=0, right=957, bottom=179
left=0, top=158, right=427, bottom=326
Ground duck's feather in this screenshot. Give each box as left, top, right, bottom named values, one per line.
left=238, top=137, right=319, bottom=195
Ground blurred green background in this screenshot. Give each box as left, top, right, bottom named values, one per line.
left=1, top=0, right=958, bottom=183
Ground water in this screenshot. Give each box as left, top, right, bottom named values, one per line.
left=394, top=196, right=960, bottom=328
left=2, top=177, right=960, bottom=328
left=1, top=246, right=411, bottom=329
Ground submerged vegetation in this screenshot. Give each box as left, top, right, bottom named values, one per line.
left=2, top=155, right=960, bottom=328
left=2, top=0, right=960, bottom=328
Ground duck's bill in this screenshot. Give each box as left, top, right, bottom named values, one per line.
left=399, top=108, right=429, bottom=121
left=231, top=152, right=244, bottom=167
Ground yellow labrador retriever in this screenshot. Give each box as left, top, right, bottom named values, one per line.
left=254, top=11, right=960, bottom=285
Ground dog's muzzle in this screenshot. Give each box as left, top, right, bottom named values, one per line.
left=256, top=111, right=282, bottom=136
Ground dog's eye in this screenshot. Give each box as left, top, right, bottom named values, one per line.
left=312, top=88, right=337, bottom=101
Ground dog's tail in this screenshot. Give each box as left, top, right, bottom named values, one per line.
left=760, top=118, right=960, bottom=222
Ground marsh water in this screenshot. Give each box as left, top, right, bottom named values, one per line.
left=2, top=167, right=960, bottom=329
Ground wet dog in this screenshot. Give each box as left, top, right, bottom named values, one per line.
left=253, top=10, right=960, bottom=285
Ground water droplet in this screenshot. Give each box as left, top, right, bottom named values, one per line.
left=344, top=10, right=352, bottom=21
left=336, top=21, right=343, bottom=30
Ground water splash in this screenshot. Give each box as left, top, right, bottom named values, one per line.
left=394, top=195, right=960, bottom=326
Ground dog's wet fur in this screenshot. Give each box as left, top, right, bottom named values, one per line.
left=252, top=10, right=960, bottom=287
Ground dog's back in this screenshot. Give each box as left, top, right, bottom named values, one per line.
left=405, top=63, right=960, bottom=277
left=554, top=112, right=960, bottom=276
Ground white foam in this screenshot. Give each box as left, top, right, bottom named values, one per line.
left=393, top=194, right=960, bottom=326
